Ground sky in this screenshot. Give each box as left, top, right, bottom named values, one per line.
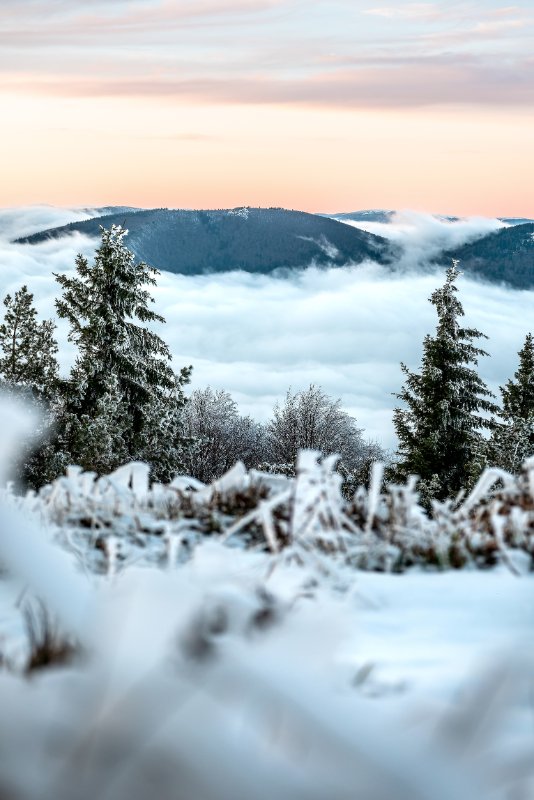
left=1, top=0, right=533, bottom=214
left=1, top=206, right=532, bottom=448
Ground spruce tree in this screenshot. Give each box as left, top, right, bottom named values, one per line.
left=488, top=333, right=534, bottom=472
left=0, top=285, right=59, bottom=401
left=55, top=225, right=192, bottom=476
left=0, top=286, right=62, bottom=488
left=393, top=263, right=497, bottom=501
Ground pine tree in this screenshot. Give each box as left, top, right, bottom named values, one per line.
left=0, top=285, right=59, bottom=401
left=55, top=225, right=192, bottom=476
left=488, top=333, right=534, bottom=472
left=393, top=263, right=497, bottom=501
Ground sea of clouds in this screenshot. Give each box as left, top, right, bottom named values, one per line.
left=0, top=206, right=531, bottom=448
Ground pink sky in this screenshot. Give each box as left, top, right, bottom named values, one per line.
left=1, top=0, right=533, bottom=215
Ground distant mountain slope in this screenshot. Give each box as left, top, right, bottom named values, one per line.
left=321, top=210, right=395, bottom=224
left=16, top=207, right=394, bottom=275
left=323, top=210, right=462, bottom=225
left=442, top=223, right=534, bottom=289
left=325, top=210, right=533, bottom=227
left=499, top=217, right=534, bottom=226
left=79, top=205, right=141, bottom=217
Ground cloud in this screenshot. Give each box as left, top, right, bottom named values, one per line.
left=0, top=205, right=96, bottom=241
left=490, top=5, right=524, bottom=16
left=340, top=211, right=505, bottom=265
left=0, top=0, right=285, bottom=43
left=362, top=2, right=530, bottom=25
left=363, top=4, right=446, bottom=21
left=0, top=206, right=531, bottom=450
left=474, top=17, right=528, bottom=32
left=6, top=55, right=534, bottom=109
left=1, top=0, right=533, bottom=110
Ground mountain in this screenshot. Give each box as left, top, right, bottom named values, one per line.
left=499, top=217, right=534, bottom=226
left=321, top=210, right=395, bottom=224
left=441, top=223, right=534, bottom=289
left=326, top=210, right=533, bottom=227
left=15, top=207, right=395, bottom=275
left=78, top=205, right=141, bottom=217
left=322, top=210, right=462, bottom=225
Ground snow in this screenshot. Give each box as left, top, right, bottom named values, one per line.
left=349, top=569, right=534, bottom=702
left=228, top=207, right=250, bottom=220
left=296, top=234, right=341, bottom=259
left=1, top=539, right=532, bottom=799
left=0, top=436, right=534, bottom=797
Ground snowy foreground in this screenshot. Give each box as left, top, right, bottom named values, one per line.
left=0, top=447, right=534, bottom=798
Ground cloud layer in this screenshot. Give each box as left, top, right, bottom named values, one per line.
left=0, top=206, right=532, bottom=449
left=342, top=210, right=505, bottom=265
left=1, top=1, right=533, bottom=109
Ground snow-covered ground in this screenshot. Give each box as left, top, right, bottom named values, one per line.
left=1, top=541, right=532, bottom=800
left=0, top=454, right=533, bottom=799
left=0, top=404, right=532, bottom=799
left=2, top=549, right=532, bottom=696
left=348, top=569, right=534, bottom=701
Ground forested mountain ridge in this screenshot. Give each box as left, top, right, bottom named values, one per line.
left=322, top=210, right=396, bottom=224
left=15, top=207, right=534, bottom=287
left=441, top=223, right=534, bottom=289
left=16, top=207, right=395, bottom=275
left=324, top=210, right=533, bottom=226
left=326, top=211, right=534, bottom=288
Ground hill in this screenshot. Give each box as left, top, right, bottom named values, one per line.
left=500, top=217, right=534, bottom=226
left=324, top=210, right=533, bottom=227
left=442, top=223, right=534, bottom=289
left=321, top=210, right=395, bottom=224
left=16, top=207, right=394, bottom=275
left=78, top=205, right=141, bottom=217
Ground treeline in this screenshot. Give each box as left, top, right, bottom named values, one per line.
left=0, top=225, right=384, bottom=491
left=1, top=229, right=532, bottom=500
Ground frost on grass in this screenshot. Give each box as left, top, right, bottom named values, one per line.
left=1, top=441, right=534, bottom=798
left=15, top=449, right=534, bottom=575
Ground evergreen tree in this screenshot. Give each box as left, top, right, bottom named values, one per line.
left=0, top=286, right=62, bottom=488
left=488, top=333, right=534, bottom=472
left=0, top=285, right=59, bottom=401
left=137, top=368, right=195, bottom=483
left=393, top=263, right=497, bottom=501
left=55, top=225, right=192, bottom=476
left=501, top=332, right=534, bottom=421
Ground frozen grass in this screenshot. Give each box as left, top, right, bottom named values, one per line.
left=15, top=451, right=534, bottom=576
